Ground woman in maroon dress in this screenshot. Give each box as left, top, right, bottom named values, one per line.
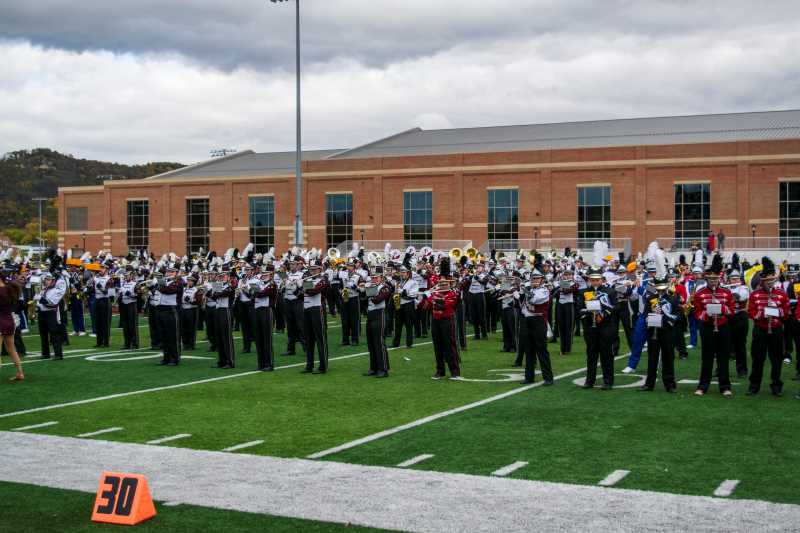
left=0, top=272, right=25, bottom=381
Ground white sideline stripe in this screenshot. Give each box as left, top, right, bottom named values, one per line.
left=147, top=433, right=191, bottom=445
left=11, top=421, right=58, bottom=431
left=77, top=427, right=124, bottom=438
left=307, top=353, right=629, bottom=459
left=397, top=454, right=434, bottom=468
left=222, top=440, right=265, bottom=452
left=0, top=342, right=433, bottom=419
left=492, top=461, right=529, bottom=477
left=599, top=469, right=630, bottom=487
left=714, top=479, right=740, bottom=497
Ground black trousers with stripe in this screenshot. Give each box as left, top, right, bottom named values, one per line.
left=38, top=309, right=63, bottom=359
left=180, top=307, right=198, bottom=350
left=205, top=306, right=217, bottom=351
left=500, top=306, right=517, bottom=352
left=157, top=305, right=180, bottom=364
left=432, top=316, right=460, bottom=377
left=519, top=315, right=552, bottom=383
left=119, top=301, right=139, bottom=349
left=392, top=302, right=415, bottom=348
left=94, top=298, right=111, bottom=346
left=698, top=322, right=731, bottom=393
left=341, top=296, right=361, bottom=344
left=556, top=301, right=575, bottom=354
left=749, top=326, right=784, bottom=394
left=304, top=305, right=328, bottom=371
left=285, top=298, right=306, bottom=353
left=239, top=300, right=255, bottom=351
left=148, top=303, right=162, bottom=349
left=366, top=308, right=389, bottom=373
left=468, top=292, right=486, bottom=338
left=254, top=306, right=274, bottom=370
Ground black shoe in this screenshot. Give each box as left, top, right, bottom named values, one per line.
left=772, top=389, right=784, bottom=397
left=167, top=362, right=178, bottom=366
left=542, top=380, right=554, bottom=386
left=511, top=363, right=522, bottom=368
left=352, top=341, right=359, bottom=346
left=581, top=383, right=594, bottom=389
left=54, top=356, right=63, bottom=360
left=520, top=379, right=534, bottom=384
left=261, top=367, right=274, bottom=372
left=241, top=349, right=251, bottom=354
left=300, top=368, right=313, bottom=374
left=103, top=344, right=110, bottom=348
left=431, top=374, right=446, bottom=380
left=363, top=371, right=377, bottom=376
left=156, top=360, right=168, bottom=366
left=375, top=371, right=389, bottom=378
left=638, top=386, right=654, bottom=392
left=739, top=372, right=749, bottom=379
left=679, top=355, right=688, bottom=360
left=312, top=369, right=327, bottom=374
left=209, top=346, right=217, bottom=352
left=746, top=389, right=758, bottom=396
left=211, top=363, right=225, bottom=368
left=600, top=384, right=613, bottom=390
left=92, top=345, right=103, bottom=348
left=41, top=355, right=51, bottom=360
left=124, top=346, right=131, bottom=350
left=666, top=387, right=677, bottom=393
left=221, top=364, right=233, bottom=369
left=281, top=351, right=295, bottom=356
left=391, top=344, right=400, bottom=348
left=340, top=342, right=351, bottom=346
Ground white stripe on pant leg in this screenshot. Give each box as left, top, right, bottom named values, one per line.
left=598, top=470, right=630, bottom=487
left=491, top=461, right=528, bottom=477
left=713, top=479, right=740, bottom=497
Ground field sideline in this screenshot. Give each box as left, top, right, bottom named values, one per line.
left=2, top=314, right=800, bottom=531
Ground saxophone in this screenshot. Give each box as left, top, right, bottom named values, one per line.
left=393, top=284, right=402, bottom=310
left=342, top=287, right=350, bottom=303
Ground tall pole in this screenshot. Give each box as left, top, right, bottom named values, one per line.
left=294, top=0, right=304, bottom=247
left=32, top=197, right=47, bottom=248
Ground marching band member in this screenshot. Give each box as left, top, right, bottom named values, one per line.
left=180, top=275, right=201, bottom=350
left=301, top=261, right=329, bottom=374
left=392, top=264, right=418, bottom=349
left=119, top=268, right=140, bottom=350
left=430, top=258, right=461, bottom=380
left=252, top=267, right=277, bottom=371
left=578, top=267, right=617, bottom=390
left=210, top=268, right=236, bottom=369
left=639, top=255, right=679, bottom=393
left=498, top=273, right=518, bottom=353
left=156, top=266, right=184, bottom=366
left=692, top=254, right=734, bottom=396
left=237, top=264, right=255, bottom=354
left=67, top=263, right=86, bottom=336
left=554, top=268, right=580, bottom=355
left=282, top=257, right=306, bottom=356
left=204, top=271, right=218, bottom=352
left=35, top=272, right=67, bottom=360
left=747, top=257, right=789, bottom=396
left=364, top=266, right=392, bottom=377
left=413, top=262, right=431, bottom=339
left=727, top=268, right=750, bottom=378
left=92, top=262, right=113, bottom=348
left=340, top=261, right=362, bottom=346
left=515, top=269, right=554, bottom=385
left=466, top=262, right=489, bottom=340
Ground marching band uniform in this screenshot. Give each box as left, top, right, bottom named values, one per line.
left=692, top=256, right=734, bottom=396
left=515, top=272, right=554, bottom=385
left=180, top=279, right=201, bottom=350
left=340, top=265, right=362, bottom=345
left=92, top=269, right=113, bottom=347
left=301, top=266, right=329, bottom=374
left=578, top=271, right=617, bottom=389
left=36, top=273, right=66, bottom=360
left=282, top=261, right=306, bottom=355
left=237, top=271, right=255, bottom=354
left=210, top=274, right=236, bottom=369
left=554, top=272, right=580, bottom=355
left=413, top=266, right=430, bottom=338
left=68, top=268, right=86, bottom=336
left=325, top=265, right=342, bottom=316
left=639, top=279, right=679, bottom=392
left=430, top=277, right=461, bottom=380
left=392, top=268, right=418, bottom=349
left=156, top=271, right=183, bottom=366
left=466, top=267, right=488, bottom=340
left=253, top=272, right=277, bottom=371
left=204, top=278, right=217, bottom=352
left=146, top=275, right=163, bottom=350
left=119, top=273, right=140, bottom=350
left=727, top=272, right=750, bottom=378
left=498, top=278, right=517, bottom=353
left=747, top=259, right=789, bottom=396
left=365, top=270, right=392, bottom=377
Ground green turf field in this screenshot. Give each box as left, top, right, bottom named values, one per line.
left=2, top=311, right=800, bottom=512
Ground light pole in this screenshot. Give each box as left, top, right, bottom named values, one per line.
left=751, top=224, right=756, bottom=249
left=82, top=233, right=87, bottom=253
left=270, top=0, right=304, bottom=247
left=32, top=197, right=49, bottom=248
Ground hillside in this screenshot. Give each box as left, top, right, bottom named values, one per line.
left=0, top=148, right=183, bottom=243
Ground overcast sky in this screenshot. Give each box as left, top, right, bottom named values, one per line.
left=2, top=0, right=799, bottom=164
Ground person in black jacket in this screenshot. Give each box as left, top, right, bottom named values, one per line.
left=577, top=268, right=617, bottom=390
left=638, top=277, right=679, bottom=393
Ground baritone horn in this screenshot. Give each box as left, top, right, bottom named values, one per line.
left=449, top=248, right=462, bottom=261
left=465, top=247, right=478, bottom=261
left=327, top=248, right=340, bottom=260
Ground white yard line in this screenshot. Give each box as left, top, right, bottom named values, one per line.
left=397, top=454, right=435, bottom=468
left=76, top=427, right=124, bottom=438
left=222, top=440, right=266, bottom=452
left=307, top=353, right=628, bottom=459
left=598, top=469, right=630, bottom=487
left=12, top=421, right=58, bottom=431
left=146, top=433, right=191, bottom=445
left=713, top=479, right=741, bottom=497
left=492, top=461, right=529, bottom=477
left=0, top=342, right=433, bottom=419
left=4, top=432, right=798, bottom=533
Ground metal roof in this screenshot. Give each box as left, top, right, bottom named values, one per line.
left=329, top=109, right=800, bottom=159
left=145, top=149, right=344, bottom=180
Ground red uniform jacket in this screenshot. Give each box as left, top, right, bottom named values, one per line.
left=748, top=287, right=790, bottom=330
left=692, top=286, right=734, bottom=326
left=431, top=289, right=459, bottom=320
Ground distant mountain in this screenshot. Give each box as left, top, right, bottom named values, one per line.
left=0, top=148, right=183, bottom=241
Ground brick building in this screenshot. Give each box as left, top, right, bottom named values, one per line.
left=58, top=109, right=800, bottom=256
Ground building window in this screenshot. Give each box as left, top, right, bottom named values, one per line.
left=326, top=193, right=352, bottom=249
left=186, top=198, right=209, bottom=255
left=487, top=188, right=518, bottom=246
left=577, top=186, right=611, bottom=247
left=127, top=200, right=149, bottom=252
left=66, top=207, right=88, bottom=231
left=403, top=191, right=432, bottom=246
left=249, top=196, right=275, bottom=253
left=780, top=182, right=800, bottom=249
left=674, top=184, right=710, bottom=248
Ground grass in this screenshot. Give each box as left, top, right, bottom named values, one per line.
left=3, top=310, right=800, bottom=508
left=0, top=480, right=388, bottom=533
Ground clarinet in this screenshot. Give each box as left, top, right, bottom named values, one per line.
left=766, top=287, right=773, bottom=335
left=711, top=291, right=719, bottom=333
